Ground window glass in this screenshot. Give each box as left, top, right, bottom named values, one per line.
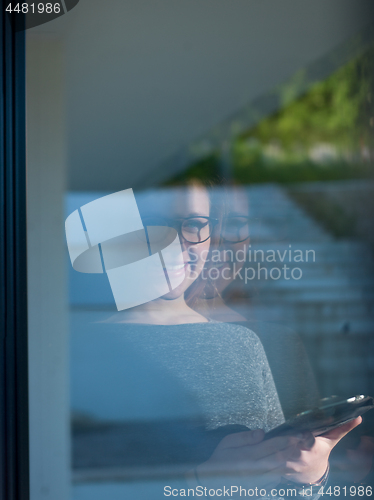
left=27, top=3, right=374, bottom=500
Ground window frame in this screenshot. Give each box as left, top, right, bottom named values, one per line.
left=0, top=10, right=29, bottom=500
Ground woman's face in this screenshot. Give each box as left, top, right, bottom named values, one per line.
left=141, top=186, right=211, bottom=301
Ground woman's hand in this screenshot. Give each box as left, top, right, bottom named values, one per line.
left=283, top=417, right=362, bottom=484
left=195, top=429, right=305, bottom=489
left=195, top=417, right=362, bottom=490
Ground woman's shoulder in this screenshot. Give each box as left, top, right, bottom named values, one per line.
left=71, top=318, right=266, bottom=359
left=204, top=320, right=266, bottom=351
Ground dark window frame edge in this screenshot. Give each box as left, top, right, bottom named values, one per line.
left=1, top=8, right=29, bottom=500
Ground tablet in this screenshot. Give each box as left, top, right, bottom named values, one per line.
left=264, top=395, right=374, bottom=440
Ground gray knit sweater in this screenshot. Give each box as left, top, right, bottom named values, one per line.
left=71, top=320, right=285, bottom=467
left=119, top=321, right=285, bottom=433
left=71, top=320, right=328, bottom=500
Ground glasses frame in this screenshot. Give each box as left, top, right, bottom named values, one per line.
left=142, top=216, right=219, bottom=244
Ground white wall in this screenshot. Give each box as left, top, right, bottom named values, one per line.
left=31, top=0, right=374, bottom=190
left=27, top=37, right=70, bottom=500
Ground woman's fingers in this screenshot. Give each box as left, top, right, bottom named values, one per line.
left=207, top=448, right=294, bottom=478
left=206, top=430, right=311, bottom=483
left=252, top=449, right=298, bottom=475
left=317, top=417, right=362, bottom=446
left=228, top=438, right=303, bottom=469
left=219, top=430, right=302, bottom=456
left=218, top=429, right=264, bottom=449
left=246, top=435, right=303, bottom=460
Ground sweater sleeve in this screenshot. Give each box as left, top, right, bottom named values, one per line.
left=260, top=343, right=286, bottom=432
left=244, top=328, right=285, bottom=432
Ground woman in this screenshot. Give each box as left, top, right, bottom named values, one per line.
left=72, top=183, right=361, bottom=495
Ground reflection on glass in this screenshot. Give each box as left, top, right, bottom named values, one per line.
left=26, top=10, right=374, bottom=499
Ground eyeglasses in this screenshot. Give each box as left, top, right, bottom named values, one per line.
left=142, top=216, right=219, bottom=244
left=221, top=216, right=251, bottom=243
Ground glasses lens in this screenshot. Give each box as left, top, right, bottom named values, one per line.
left=181, top=217, right=211, bottom=243
left=222, top=216, right=250, bottom=242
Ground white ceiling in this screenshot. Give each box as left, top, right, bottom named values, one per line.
left=28, top=0, right=374, bottom=190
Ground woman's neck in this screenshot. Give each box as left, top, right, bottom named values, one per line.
left=105, top=294, right=209, bottom=325
left=194, top=295, right=247, bottom=323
